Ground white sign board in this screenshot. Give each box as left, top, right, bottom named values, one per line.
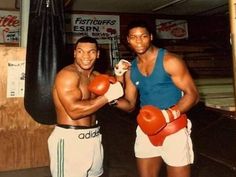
left=65, top=14, right=120, bottom=44
left=7, top=61, right=25, bottom=98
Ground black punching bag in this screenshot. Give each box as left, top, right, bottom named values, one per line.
left=24, top=0, right=65, bottom=124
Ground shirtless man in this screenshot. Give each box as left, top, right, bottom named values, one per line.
left=48, top=36, right=123, bottom=177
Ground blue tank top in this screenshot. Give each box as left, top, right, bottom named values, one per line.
left=130, top=48, right=182, bottom=109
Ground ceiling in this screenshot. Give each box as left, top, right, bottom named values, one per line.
left=68, top=0, right=229, bottom=17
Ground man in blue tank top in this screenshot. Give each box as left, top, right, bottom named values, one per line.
left=113, top=20, right=199, bottom=177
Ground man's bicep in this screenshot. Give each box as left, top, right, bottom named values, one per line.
left=172, top=62, right=197, bottom=95
left=168, top=58, right=191, bottom=88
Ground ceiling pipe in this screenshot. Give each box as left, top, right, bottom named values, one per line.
left=152, top=0, right=187, bottom=12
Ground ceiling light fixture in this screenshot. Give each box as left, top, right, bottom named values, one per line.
left=152, top=0, right=187, bottom=12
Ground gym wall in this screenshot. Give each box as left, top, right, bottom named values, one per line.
left=0, top=47, right=53, bottom=171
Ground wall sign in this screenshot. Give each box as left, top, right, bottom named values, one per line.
left=65, top=14, right=120, bottom=44
left=0, top=10, right=20, bottom=43
left=7, top=61, right=25, bottom=98
left=156, top=19, right=188, bottom=39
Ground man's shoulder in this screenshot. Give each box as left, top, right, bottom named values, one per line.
left=163, top=50, right=186, bottom=73
left=164, top=50, right=182, bottom=61
left=59, top=64, right=76, bottom=73
left=56, top=65, right=78, bottom=80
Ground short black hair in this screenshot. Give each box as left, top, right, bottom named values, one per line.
left=126, top=20, right=152, bottom=35
left=75, top=36, right=98, bottom=49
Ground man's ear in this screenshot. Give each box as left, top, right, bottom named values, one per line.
left=96, top=50, right=100, bottom=59
left=127, top=36, right=130, bottom=44
left=150, top=34, right=153, bottom=41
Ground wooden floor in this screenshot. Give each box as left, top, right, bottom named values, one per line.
left=0, top=167, right=50, bottom=177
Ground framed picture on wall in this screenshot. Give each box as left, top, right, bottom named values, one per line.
left=156, top=19, right=188, bottom=39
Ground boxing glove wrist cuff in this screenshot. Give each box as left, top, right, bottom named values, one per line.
left=162, top=105, right=181, bottom=123
left=104, top=82, right=124, bottom=102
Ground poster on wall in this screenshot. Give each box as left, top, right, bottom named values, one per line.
left=65, top=14, right=120, bottom=44
left=0, top=10, right=20, bottom=44
left=7, top=61, right=25, bottom=98
left=156, top=19, right=188, bottom=39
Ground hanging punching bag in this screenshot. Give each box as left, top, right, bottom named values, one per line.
left=24, top=0, right=65, bottom=124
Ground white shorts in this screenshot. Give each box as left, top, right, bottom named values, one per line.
left=134, top=119, right=194, bottom=167
left=48, top=124, right=103, bottom=177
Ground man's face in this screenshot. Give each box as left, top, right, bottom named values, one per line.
left=127, top=27, right=153, bottom=55
left=74, top=42, right=99, bottom=70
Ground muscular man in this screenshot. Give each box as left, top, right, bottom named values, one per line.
left=48, top=36, right=123, bottom=177
left=114, top=20, right=199, bottom=177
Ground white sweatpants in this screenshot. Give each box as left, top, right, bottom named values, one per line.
left=48, top=125, right=103, bottom=177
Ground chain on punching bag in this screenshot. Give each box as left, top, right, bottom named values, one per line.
left=24, top=0, right=65, bottom=124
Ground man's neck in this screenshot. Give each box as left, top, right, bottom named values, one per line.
left=74, top=63, right=93, bottom=78
left=137, top=46, right=158, bottom=63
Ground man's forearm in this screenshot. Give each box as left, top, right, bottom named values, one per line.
left=114, top=98, right=136, bottom=113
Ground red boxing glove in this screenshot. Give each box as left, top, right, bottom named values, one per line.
left=148, top=114, right=187, bottom=146
left=137, top=105, right=181, bottom=136
left=88, top=74, right=116, bottom=95
left=137, top=105, right=167, bottom=135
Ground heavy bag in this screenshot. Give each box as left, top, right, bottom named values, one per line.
left=24, top=0, right=65, bottom=124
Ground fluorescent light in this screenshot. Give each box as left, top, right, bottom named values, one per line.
left=152, top=0, right=187, bottom=11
